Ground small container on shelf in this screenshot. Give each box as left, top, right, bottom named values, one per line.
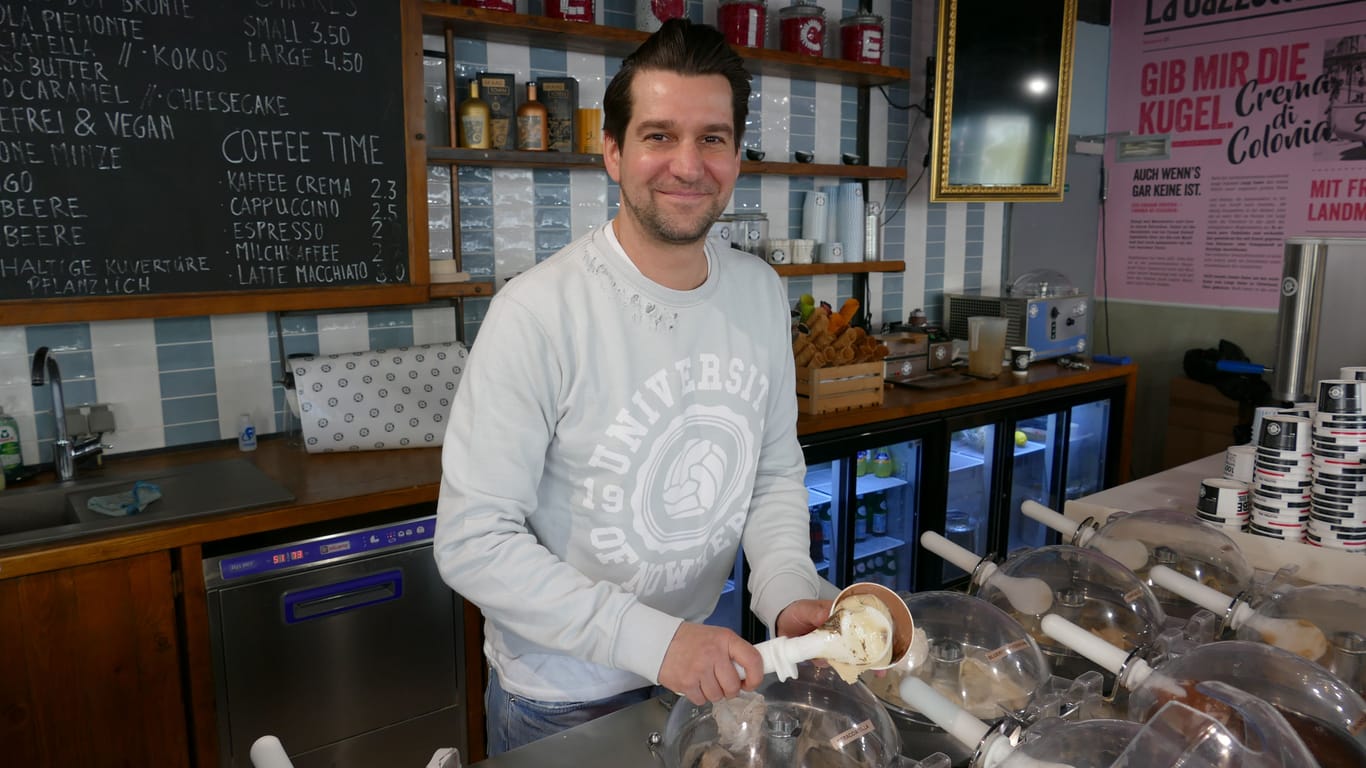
left=516, top=82, right=549, bottom=151
left=839, top=12, right=884, bottom=64
left=717, top=0, right=767, bottom=49
left=779, top=1, right=825, bottom=57
left=636, top=0, right=685, bottom=32
left=460, top=0, right=515, bottom=10
left=457, top=79, right=491, bottom=149
left=544, top=0, right=594, bottom=23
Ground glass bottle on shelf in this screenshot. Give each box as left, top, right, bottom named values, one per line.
left=872, top=449, right=893, bottom=478
left=516, top=82, right=549, bottom=151
left=870, top=495, right=888, bottom=536
left=854, top=502, right=869, bottom=541
left=856, top=449, right=870, bottom=476
left=458, top=79, right=491, bottom=149
left=809, top=505, right=825, bottom=561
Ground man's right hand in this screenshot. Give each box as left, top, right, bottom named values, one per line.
left=659, top=622, right=762, bottom=705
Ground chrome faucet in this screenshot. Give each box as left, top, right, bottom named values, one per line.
left=31, top=346, right=106, bottom=482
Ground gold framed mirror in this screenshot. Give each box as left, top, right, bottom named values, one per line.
left=930, top=0, right=1078, bottom=202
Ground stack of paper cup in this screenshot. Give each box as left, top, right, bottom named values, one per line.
left=801, top=190, right=828, bottom=243
left=821, top=185, right=840, bottom=247
left=1249, top=405, right=1281, bottom=447
left=1307, top=378, right=1366, bottom=554
left=1249, top=414, right=1313, bottom=541
left=1223, top=444, right=1256, bottom=484
left=1340, top=366, right=1366, bottom=382
left=836, top=182, right=865, bottom=262
left=1196, top=477, right=1250, bottom=531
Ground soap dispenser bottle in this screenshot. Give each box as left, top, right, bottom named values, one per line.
left=0, top=405, right=22, bottom=483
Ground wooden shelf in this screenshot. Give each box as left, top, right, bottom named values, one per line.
left=774, top=261, right=904, bottom=277
left=420, top=4, right=910, bottom=87
left=427, top=148, right=906, bottom=180
left=429, top=280, right=495, bottom=299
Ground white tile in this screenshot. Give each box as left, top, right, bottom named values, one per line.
left=571, top=169, right=609, bottom=238
left=944, top=204, right=968, bottom=292
left=91, top=319, right=160, bottom=406
left=486, top=42, right=530, bottom=86
left=0, top=326, right=31, bottom=392
left=413, top=307, right=459, bottom=346
left=758, top=74, right=791, bottom=157
left=211, top=315, right=276, bottom=439
left=982, top=203, right=1006, bottom=292
left=103, top=398, right=166, bottom=455
left=760, top=175, right=788, bottom=239
left=566, top=52, right=607, bottom=110
left=316, top=312, right=370, bottom=355
left=813, top=81, right=841, bottom=165
left=493, top=168, right=536, bottom=281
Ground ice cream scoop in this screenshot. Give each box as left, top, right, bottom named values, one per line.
left=1147, top=565, right=1329, bottom=660
left=896, top=676, right=1074, bottom=768
left=737, top=581, right=915, bottom=683
left=1020, top=500, right=1150, bottom=571
left=1039, top=613, right=1185, bottom=699
left=920, top=531, right=1053, bottom=615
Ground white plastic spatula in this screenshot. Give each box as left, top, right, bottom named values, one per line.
left=896, top=676, right=1074, bottom=768
left=1039, top=613, right=1185, bottom=699
left=737, top=582, right=916, bottom=682
left=1020, top=500, right=1150, bottom=571
left=1147, top=565, right=1329, bottom=660
left=920, top=531, right=1053, bottom=615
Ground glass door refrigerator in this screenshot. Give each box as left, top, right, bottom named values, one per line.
left=798, top=426, right=937, bottom=595
left=919, top=392, right=1125, bottom=590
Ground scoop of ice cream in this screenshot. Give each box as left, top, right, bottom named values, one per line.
left=824, top=592, right=896, bottom=683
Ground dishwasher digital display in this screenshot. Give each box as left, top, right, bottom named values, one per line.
left=215, top=516, right=436, bottom=582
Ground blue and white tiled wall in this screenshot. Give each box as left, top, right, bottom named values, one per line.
left=0, top=0, right=1001, bottom=466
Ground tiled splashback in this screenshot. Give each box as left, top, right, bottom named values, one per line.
left=0, top=0, right=999, bottom=467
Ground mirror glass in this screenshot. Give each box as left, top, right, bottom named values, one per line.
left=931, top=0, right=1078, bottom=202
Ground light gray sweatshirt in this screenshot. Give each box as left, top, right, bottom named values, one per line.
left=434, top=222, right=820, bottom=702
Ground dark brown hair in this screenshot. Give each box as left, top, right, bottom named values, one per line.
left=602, top=19, right=751, bottom=146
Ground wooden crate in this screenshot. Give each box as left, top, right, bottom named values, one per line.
left=796, top=362, right=885, bottom=415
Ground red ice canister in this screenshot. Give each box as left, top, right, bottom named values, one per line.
left=545, top=0, right=594, bottom=22
left=839, top=12, right=884, bottom=65
left=460, top=0, right=515, bottom=12
left=636, top=0, right=685, bottom=32
left=717, top=0, right=767, bottom=49
left=779, top=1, right=825, bottom=57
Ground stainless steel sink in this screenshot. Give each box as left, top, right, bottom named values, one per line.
left=0, top=459, right=295, bottom=551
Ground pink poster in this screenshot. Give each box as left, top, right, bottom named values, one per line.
left=1104, top=0, right=1366, bottom=308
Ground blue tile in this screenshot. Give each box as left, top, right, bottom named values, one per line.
left=928, top=205, right=946, bottom=225
left=926, top=274, right=944, bottom=291
left=461, top=231, right=494, bottom=253
left=529, top=47, right=567, bottom=74
left=153, top=316, right=212, bottom=344
left=276, top=312, right=317, bottom=336
left=459, top=181, right=493, bottom=206
left=454, top=39, right=487, bottom=65
left=535, top=186, right=571, bottom=207
left=157, top=341, right=215, bottom=372
left=926, top=241, right=945, bottom=259
left=534, top=169, right=570, bottom=185
left=927, top=224, right=945, bottom=242
left=537, top=230, right=572, bottom=252
left=160, top=369, right=218, bottom=398
left=461, top=209, right=495, bottom=230
left=165, top=422, right=223, bottom=448
left=790, top=115, right=815, bottom=137
left=370, top=326, right=415, bottom=350
left=368, top=309, right=414, bottom=329
left=967, top=206, right=985, bottom=226
left=463, top=253, right=495, bottom=277
left=791, top=79, right=815, bottom=98
left=162, top=394, right=219, bottom=425
left=537, top=207, right=572, bottom=229
left=966, top=241, right=983, bottom=258
left=54, top=379, right=97, bottom=408
left=27, top=323, right=91, bottom=353
left=283, top=333, right=320, bottom=358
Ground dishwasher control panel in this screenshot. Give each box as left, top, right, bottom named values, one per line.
left=209, top=516, right=436, bottom=584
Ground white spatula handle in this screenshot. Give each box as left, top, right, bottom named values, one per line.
left=1021, top=500, right=1081, bottom=539
left=734, top=631, right=832, bottom=681
left=1040, top=613, right=1130, bottom=676
left=920, top=531, right=993, bottom=581
left=898, top=675, right=990, bottom=750
left=1149, top=565, right=1244, bottom=621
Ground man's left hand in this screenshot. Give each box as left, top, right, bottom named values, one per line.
left=774, top=599, right=832, bottom=638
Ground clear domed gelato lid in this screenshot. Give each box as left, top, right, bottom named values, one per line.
left=1111, top=680, right=1319, bottom=768
left=1085, top=508, right=1254, bottom=619
left=863, top=591, right=1050, bottom=722
left=998, top=718, right=1141, bottom=767
left=976, top=545, right=1167, bottom=662
left=1008, top=269, right=1078, bottom=298
left=1235, top=583, right=1366, bottom=694
left=657, top=664, right=905, bottom=768
left=1126, top=641, right=1366, bottom=767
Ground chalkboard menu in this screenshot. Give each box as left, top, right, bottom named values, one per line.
left=0, top=0, right=409, bottom=301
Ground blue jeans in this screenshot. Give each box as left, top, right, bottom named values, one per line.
left=484, top=668, right=656, bottom=756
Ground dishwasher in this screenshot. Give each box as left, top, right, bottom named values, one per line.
left=204, top=506, right=466, bottom=768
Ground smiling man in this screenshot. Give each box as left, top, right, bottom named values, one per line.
left=433, top=19, right=830, bottom=756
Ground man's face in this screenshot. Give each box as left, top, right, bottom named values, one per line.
left=603, top=70, right=741, bottom=247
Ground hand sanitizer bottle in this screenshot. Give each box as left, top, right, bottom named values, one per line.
left=237, top=413, right=257, bottom=452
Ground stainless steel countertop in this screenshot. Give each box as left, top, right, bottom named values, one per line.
left=471, top=697, right=670, bottom=767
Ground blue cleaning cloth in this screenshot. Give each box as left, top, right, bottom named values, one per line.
left=87, top=481, right=162, bottom=517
